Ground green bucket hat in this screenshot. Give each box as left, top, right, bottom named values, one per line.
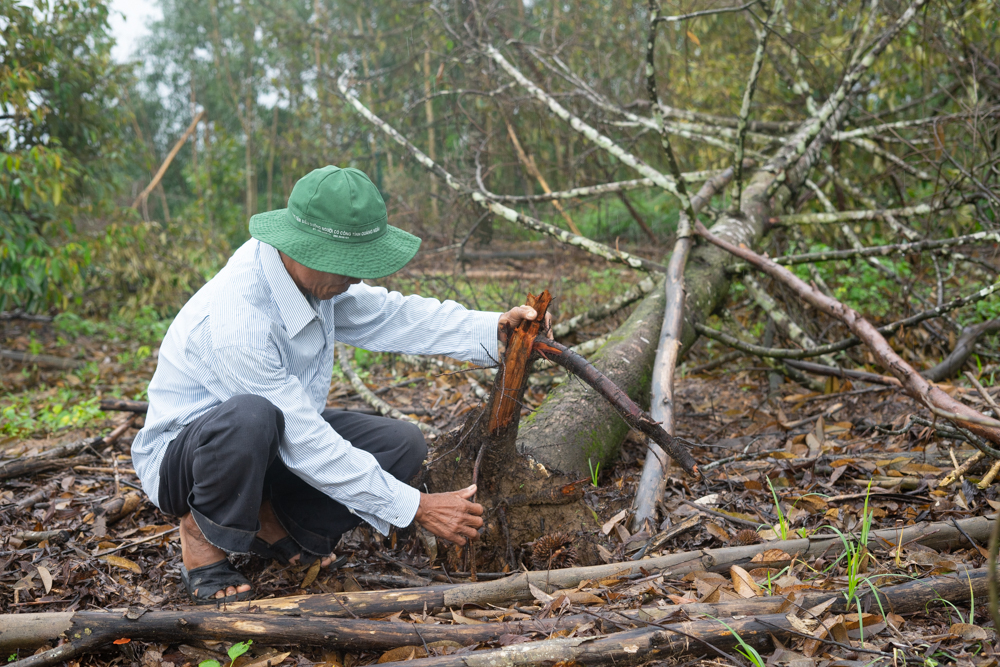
left=249, top=165, right=420, bottom=279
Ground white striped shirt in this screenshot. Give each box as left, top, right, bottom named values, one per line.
left=132, top=239, right=500, bottom=534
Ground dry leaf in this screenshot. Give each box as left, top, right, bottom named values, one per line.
left=730, top=565, right=761, bottom=598
left=667, top=594, right=698, bottom=605
left=529, top=582, right=554, bottom=603
left=377, top=646, right=425, bottom=663
left=686, top=30, right=701, bottom=45
left=601, top=509, right=627, bottom=535
left=102, top=555, right=142, bottom=574
left=36, top=565, right=53, bottom=594
left=786, top=613, right=818, bottom=635
left=301, top=560, right=321, bottom=588
left=750, top=549, right=792, bottom=564
left=449, top=609, right=485, bottom=625
left=242, top=652, right=291, bottom=667
left=949, top=623, right=988, bottom=641
left=704, top=522, right=730, bottom=542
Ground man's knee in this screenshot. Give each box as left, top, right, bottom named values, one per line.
left=214, top=394, right=284, bottom=460
left=391, top=422, right=427, bottom=481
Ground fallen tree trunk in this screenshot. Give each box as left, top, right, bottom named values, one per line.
left=0, top=437, right=103, bottom=481
left=234, top=514, right=994, bottom=618
left=5, top=568, right=984, bottom=667
left=0, top=348, right=85, bottom=370
left=516, top=166, right=779, bottom=477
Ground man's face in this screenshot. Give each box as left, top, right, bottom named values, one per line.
left=279, top=252, right=363, bottom=301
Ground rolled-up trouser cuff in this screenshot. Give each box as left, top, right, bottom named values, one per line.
left=189, top=505, right=259, bottom=555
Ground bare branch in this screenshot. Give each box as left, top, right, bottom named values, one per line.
left=337, top=343, right=441, bottom=437
left=772, top=202, right=958, bottom=225
left=485, top=169, right=722, bottom=203
left=654, top=0, right=760, bottom=23
left=734, top=1, right=779, bottom=207
left=759, top=231, right=1000, bottom=266
left=695, top=220, right=1000, bottom=446
left=484, top=45, right=683, bottom=201
left=336, top=70, right=665, bottom=273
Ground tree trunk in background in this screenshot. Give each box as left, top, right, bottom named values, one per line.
left=423, top=50, right=439, bottom=221
left=517, top=170, right=776, bottom=476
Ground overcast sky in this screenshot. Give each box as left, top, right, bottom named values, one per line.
left=108, top=0, right=161, bottom=62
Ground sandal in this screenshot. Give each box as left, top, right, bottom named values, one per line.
left=251, top=536, right=348, bottom=569
left=250, top=536, right=301, bottom=565
left=180, top=559, right=253, bottom=604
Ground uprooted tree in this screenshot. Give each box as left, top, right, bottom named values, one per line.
left=334, top=0, right=999, bottom=558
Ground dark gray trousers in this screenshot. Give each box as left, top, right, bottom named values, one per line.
left=157, top=394, right=426, bottom=555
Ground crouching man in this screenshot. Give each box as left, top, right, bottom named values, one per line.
left=132, top=166, right=549, bottom=602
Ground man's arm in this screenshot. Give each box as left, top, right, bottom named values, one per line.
left=415, top=485, right=484, bottom=545
left=209, top=342, right=420, bottom=534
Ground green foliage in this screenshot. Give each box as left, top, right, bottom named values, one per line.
left=197, top=640, right=252, bottom=667
left=0, top=0, right=131, bottom=313
left=1, top=389, right=104, bottom=437
left=705, top=616, right=766, bottom=667
left=587, top=458, right=600, bottom=487
left=766, top=477, right=790, bottom=541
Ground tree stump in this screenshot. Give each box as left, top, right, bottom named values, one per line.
left=422, top=290, right=596, bottom=570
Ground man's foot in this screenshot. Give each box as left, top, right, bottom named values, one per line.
left=256, top=500, right=337, bottom=567
left=179, top=512, right=252, bottom=600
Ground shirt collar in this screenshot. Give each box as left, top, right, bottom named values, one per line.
left=258, top=241, right=318, bottom=338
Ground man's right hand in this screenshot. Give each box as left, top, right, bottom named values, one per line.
left=414, top=484, right=484, bottom=545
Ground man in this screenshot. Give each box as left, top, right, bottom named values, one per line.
left=132, top=166, right=550, bottom=603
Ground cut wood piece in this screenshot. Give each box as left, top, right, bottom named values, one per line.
left=0, top=437, right=104, bottom=481
left=237, top=515, right=993, bottom=618
left=5, top=569, right=984, bottom=667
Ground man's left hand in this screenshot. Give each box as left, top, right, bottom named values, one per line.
left=498, top=305, right=553, bottom=344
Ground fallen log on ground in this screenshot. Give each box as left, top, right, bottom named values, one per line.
left=3, top=568, right=985, bottom=667
left=99, top=398, right=149, bottom=413
left=0, top=437, right=104, bottom=481
left=233, top=514, right=993, bottom=618
left=0, top=348, right=85, bottom=370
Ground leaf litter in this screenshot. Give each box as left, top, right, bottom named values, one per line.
left=1, top=245, right=999, bottom=667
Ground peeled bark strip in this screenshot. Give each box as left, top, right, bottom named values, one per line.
left=515, top=278, right=666, bottom=475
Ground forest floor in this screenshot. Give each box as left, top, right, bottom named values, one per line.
left=1, top=240, right=998, bottom=667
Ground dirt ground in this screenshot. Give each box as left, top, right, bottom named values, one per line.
left=2, top=240, right=998, bottom=667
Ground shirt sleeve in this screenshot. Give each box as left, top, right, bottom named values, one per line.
left=208, top=341, right=419, bottom=534
left=333, top=283, right=501, bottom=366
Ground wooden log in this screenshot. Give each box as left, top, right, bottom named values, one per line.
left=3, top=568, right=985, bottom=667
left=0, top=349, right=84, bottom=370
left=236, top=514, right=993, bottom=617
left=0, top=437, right=103, bottom=481
left=99, top=398, right=149, bottom=413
